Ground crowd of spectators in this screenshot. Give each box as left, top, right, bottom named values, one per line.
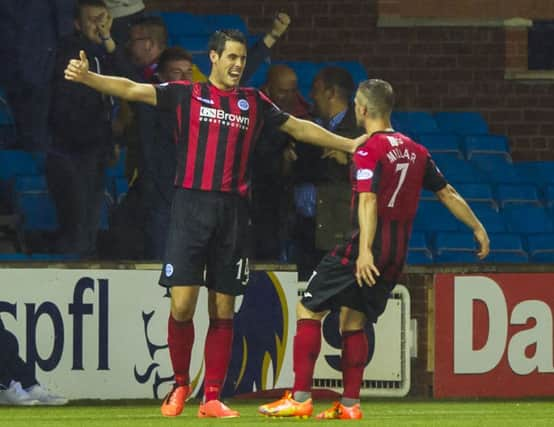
left=0, top=0, right=360, bottom=270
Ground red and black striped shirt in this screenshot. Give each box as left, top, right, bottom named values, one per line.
left=155, top=81, right=289, bottom=196
left=332, top=131, right=447, bottom=281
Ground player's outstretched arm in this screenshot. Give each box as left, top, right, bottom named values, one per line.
left=64, top=50, right=157, bottom=106
left=435, top=184, right=490, bottom=259
left=279, top=115, right=367, bottom=154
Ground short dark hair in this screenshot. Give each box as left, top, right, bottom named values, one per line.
left=158, top=46, right=193, bottom=73
left=131, top=16, right=168, bottom=48
left=208, top=29, right=247, bottom=56
left=75, top=0, right=107, bottom=19
left=357, top=79, right=394, bottom=118
left=315, top=67, right=356, bottom=102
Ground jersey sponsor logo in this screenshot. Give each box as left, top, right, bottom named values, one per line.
left=386, top=135, right=404, bottom=147
left=199, top=106, right=250, bottom=129
left=164, top=264, right=174, bottom=277
left=193, top=95, right=215, bottom=105
left=237, top=99, right=250, bottom=111
left=356, top=168, right=374, bottom=180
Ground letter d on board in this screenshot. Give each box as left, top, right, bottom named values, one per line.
left=453, top=276, right=508, bottom=374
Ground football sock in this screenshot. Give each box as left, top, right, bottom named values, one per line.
left=167, top=315, right=194, bottom=386
left=204, top=318, right=233, bottom=402
left=341, top=329, right=368, bottom=400
left=292, top=319, right=322, bottom=396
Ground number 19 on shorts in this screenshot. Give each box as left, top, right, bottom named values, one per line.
left=235, top=258, right=250, bottom=286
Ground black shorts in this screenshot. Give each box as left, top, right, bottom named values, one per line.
left=300, top=253, right=395, bottom=323
left=158, top=188, right=250, bottom=295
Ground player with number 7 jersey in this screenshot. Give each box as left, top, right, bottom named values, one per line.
left=259, top=79, right=489, bottom=420
left=342, top=130, right=446, bottom=283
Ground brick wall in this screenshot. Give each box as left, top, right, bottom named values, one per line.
left=379, top=0, right=554, bottom=20
left=147, top=0, right=554, bottom=161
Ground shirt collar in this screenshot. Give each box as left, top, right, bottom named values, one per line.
left=327, top=109, right=347, bottom=131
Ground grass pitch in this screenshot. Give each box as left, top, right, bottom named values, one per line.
left=2, top=399, right=554, bottom=427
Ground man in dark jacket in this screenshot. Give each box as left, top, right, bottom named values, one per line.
left=294, top=66, right=365, bottom=279
left=48, top=0, right=127, bottom=255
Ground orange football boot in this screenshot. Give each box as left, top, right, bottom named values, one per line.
left=160, top=384, right=190, bottom=417
left=316, top=401, right=362, bottom=420
left=197, top=399, right=240, bottom=418
left=258, top=391, right=313, bottom=418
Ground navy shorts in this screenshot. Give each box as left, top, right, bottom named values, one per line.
left=158, top=188, right=250, bottom=295
left=300, top=253, right=395, bottom=323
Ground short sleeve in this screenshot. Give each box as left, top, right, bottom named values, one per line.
left=155, top=81, right=192, bottom=112
left=354, top=142, right=379, bottom=193
left=258, top=90, right=290, bottom=130
left=423, top=156, right=448, bottom=192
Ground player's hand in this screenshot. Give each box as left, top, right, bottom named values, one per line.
left=97, top=11, right=113, bottom=40
left=355, top=250, right=380, bottom=287
left=283, top=142, right=298, bottom=162
left=321, top=148, right=348, bottom=165
left=271, top=12, right=291, bottom=38
left=351, top=133, right=369, bottom=154
left=65, top=50, right=90, bottom=82
left=474, top=227, right=490, bottom=259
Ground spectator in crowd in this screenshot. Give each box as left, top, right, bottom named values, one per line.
left=48, top=0, right=127, bottom=255
left=63, top=28, right=366, bottom=418
left=104, top=0, right=145, bottom=46
left=141, top=46, right=193, bottom=259
left=294, top=66, right=365, bottom=279
left=259, top=79, right=489, bottom=420
left=0, top=318, right=67, bottom=406
left=0, top=0, right=75, bottom=151
left=252, top=64, right=310, bottom=260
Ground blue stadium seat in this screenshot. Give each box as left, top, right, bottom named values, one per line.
left=0, top=253, right=31, bottom=261
left=455, top=184, right=496, bottom=209
left=527, top=233, right=554, bottom=262
left=193, top=54, right=212, bottom=76
left=512, top=161, right=554, bottom=186
left=502, top=205, right=554, bottom=234
left=158, top=12, right=248, bottom=37
left=434, top=231, right=484, bottom=263
left=173, top=35, right=208, bottom=53
left=471, top=154, right=523, bottom=184
left=434, top=112, right=489, bottom=136
left=30, top=253, right=81, bottom=261
left=420, top=189, right=436, bottom=201
left=416, top=133, right=462, bottom=157
left=545, top=184, right=554, bottom=208
left=431, top=156, right=487, bottom=184
left=470, top=204, right=507, bottom=232
left=495, top=184, right=540, bottom=207
left=487, top=233, right=528, bottom=263
left=413, top=201, right=461, bottom=232
left=406, top=231, right=433, bottom=264
left=463, top=135, right=510, bottom=159
left=0, top=150, right=45, bottom=180
left=15, top=191, right=58, bottom=231
left=13, top=175, right=47, bottom=193
left=391, top=111, right=439, bottom=137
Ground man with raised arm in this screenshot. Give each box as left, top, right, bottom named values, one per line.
left=64, top=29, right=366, bottom=419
